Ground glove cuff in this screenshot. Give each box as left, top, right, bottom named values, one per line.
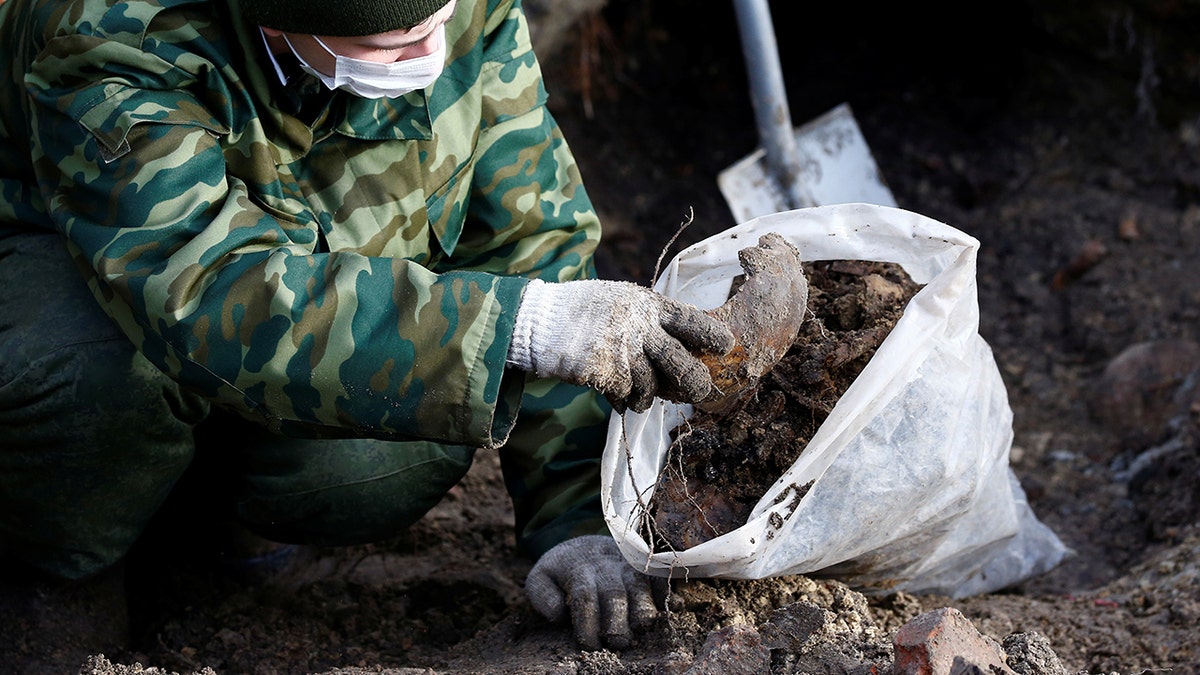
left=508, top=278, right=552, bottom=371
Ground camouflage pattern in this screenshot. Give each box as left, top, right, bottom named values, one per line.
left=0, top=0, right=609, bottom=563
left=500, top=375, right=611, bottom=558
left=0, top=0, right=600, bottom=443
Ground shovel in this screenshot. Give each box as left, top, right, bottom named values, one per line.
left=718, top=0, right=897, bottom=222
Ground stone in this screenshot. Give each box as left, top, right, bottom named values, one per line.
left=1002, top=632, right=1067, bottom=675
left=893, top=607, right=1015, bottom=675
left=1088, top=339, right=1200, bottom=450
left=758, top=601, right=826, bottom=651
left=683, top=624, right=769, bottom=675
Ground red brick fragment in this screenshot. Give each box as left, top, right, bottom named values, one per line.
left=894, top=607, right=1016, bottom=675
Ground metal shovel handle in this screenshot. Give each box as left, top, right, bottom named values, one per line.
left=733, top=0, right=815, bottom=209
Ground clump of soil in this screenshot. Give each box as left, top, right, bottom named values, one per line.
left=649, top=260, right=924, bottom=551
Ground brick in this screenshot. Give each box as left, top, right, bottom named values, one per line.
left=894, top=607, right=1016, bottom=675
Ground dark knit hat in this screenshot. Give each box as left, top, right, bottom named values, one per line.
left=240, top=0, right=452, bottom=36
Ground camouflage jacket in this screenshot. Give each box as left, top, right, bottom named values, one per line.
left=0, top=0, right=602, bottom=448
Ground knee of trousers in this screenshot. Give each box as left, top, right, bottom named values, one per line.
left=0, top=337, right=205, bottom=579
left=237, top=440, right=477, bottom=547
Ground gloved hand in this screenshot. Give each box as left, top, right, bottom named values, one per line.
left=525, top=535, right=666, bottom=650
left=507, top=279, right=735, bottom=412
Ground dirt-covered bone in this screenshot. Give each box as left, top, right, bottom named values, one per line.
left=696, top=232, right=809, bottom=416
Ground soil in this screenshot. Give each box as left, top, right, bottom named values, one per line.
left=68, top=0, right=1200, bottom=673
left=648, top=260, right=922, bottom=552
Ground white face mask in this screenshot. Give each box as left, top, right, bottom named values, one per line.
left=284, top=24, right=446, bottom=99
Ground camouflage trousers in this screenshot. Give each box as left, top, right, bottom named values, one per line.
left=0, top=231, right=609, bottom=580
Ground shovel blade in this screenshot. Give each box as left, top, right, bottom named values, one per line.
left=718, top=103, right=896, bottom=223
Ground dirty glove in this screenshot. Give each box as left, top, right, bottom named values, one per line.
left=525, top=535, right=665, bottom=650
left=508, top=279, right=735, bottom=412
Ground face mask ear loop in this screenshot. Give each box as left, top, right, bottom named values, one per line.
left=308, top=35, right=340, bottom=59
left=281, top=33, right=336, bottom=73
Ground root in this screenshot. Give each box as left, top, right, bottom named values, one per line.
left=651, top=207, right=695, bottom=287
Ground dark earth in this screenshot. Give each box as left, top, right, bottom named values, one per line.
left=47, top=0, right=1200, bottom=672
left=648, top=260, right=922, bottom=552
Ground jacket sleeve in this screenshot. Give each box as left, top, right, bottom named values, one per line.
left=434, top=0, right=601, bottom=285
left=464, top=0, right=613, bottom=557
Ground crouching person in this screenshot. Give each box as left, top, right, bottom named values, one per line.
left=0, top=0, right=733, bottom=669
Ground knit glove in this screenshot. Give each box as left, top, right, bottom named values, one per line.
left=507, top=279, right=735, bottom=412
left=525, top=535, right=665, bottom=650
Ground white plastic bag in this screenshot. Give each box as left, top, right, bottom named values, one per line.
left=601, top=203, right=1068, bottom=598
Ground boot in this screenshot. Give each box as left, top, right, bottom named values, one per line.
left=0, top=560, right=129, bottom=672
left=215, top=521, right=309, bottom=587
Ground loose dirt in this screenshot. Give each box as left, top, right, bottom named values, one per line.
left=649, top=259, right=923, bottom=552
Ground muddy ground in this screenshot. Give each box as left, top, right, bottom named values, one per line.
left=80, top=1, right=1200, bottom=673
